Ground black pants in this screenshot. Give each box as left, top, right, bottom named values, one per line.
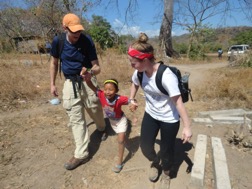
left=140, top=112, right=180, bottom=171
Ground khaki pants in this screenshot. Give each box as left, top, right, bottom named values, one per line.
left=62, top=77, right=105, bottom=159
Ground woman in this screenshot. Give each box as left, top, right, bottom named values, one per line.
left=128, top=33, right=192, bottom=188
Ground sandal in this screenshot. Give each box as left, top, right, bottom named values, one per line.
left=112, top=164, right=123, bottom=173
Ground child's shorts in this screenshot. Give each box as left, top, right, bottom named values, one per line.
left=109, top=115, right=128, bottom=134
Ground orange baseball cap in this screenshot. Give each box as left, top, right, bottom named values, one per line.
left=62, top=13, right=84, bottom=32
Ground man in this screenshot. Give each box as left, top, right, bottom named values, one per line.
left=50, top=13, right=106, bottom=170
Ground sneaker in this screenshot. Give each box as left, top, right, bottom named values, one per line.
left=64, top=156, right=89, bottom=170
left=101, top=131, right=107, bottom=141
left=148, top=162, right=159, bottom=182
left=112, top=164, right=124, bottom=173
left=158, top=172, right=171, bottom=189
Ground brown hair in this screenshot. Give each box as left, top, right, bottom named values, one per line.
left=130, top=33, right=154, bottom=54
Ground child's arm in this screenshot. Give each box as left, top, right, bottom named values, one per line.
left=84, top=74, right=97, bottom=93
left=129, top=99, right=138, bottom=112
left=129, top=83, right=139, bottom=112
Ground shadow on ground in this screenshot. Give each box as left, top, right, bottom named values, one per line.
left=155, top=138, right=194, bottom=179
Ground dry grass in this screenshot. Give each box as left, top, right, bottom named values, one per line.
left=194, top=67, right=252, bottom=109
left=0, top=51, right=251, bottom=113
left=0, top=53, right=52, bottom=112
left=96, top=49, right=134, bottom=84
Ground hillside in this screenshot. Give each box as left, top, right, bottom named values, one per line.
left=173, top=26, right=252, bottom=49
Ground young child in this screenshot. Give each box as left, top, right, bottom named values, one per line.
left=85, top=77, right=138, bottom=173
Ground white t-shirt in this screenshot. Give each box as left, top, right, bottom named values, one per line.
left=132, top=67, right=180, bottom=123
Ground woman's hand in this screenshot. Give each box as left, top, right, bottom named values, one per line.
left=181, top=127, right=192, bottom=144
left=129, top=99, right=138, bottom=112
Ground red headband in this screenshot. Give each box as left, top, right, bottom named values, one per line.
left=128, top=46, right=154, bottom=60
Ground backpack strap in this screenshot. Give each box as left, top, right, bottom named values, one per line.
left=58, top=33, right=66, bottom=58
left=137, top=71, right=143, bottom=86
left=136, top=61, right=169, bottom=95
left=57, top=33, right=66, bottom=77
left=156, top=63, right=169, bottom=95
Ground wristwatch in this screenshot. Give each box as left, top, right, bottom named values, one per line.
left=85, top=67, right=94, bottom=76
left=129, top=99, right=137, bottom=103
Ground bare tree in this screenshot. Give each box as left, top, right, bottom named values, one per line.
left=240, top=0, right=252, bottom=21
left=173, top=0, right=228, bottom=58
left=159, top=0, right=180, bottom=58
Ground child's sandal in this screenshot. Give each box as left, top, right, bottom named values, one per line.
left=112, top=164, right=123, bottom=173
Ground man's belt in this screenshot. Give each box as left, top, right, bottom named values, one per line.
left=65, top=75, right=82, bottom=98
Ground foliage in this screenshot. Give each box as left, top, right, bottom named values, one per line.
left=0, top=38, right=13, bottom=53
left=186, top=25, right=214, bottom=59
left=87, top=15, right=116, bottom=50
left=113, top=34, right=135, bottom=54
left=206, top=43, right=224, bottom=53
left=173, top=43, right=188, bottom=54
left=173, top=27, right=252, bottom=57
left=188, top=43, right=207, bottom=60
left=229, top=30, right=252, bottom=46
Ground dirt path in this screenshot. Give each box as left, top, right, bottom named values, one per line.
left=1, top=61, right=251, bottom=189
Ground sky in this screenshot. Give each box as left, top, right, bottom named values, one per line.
left=85, top=0, right=252, bottom=37
left=7, top=0, right=252, bottom=37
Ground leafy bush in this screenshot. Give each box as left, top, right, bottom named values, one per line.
left=188, top=44, right=207, bottom=60
left=87, top=15, right=115, bottom=50
left=230, top=30, right=252, bottom=46
left=174, top=43, right=188, bottom=54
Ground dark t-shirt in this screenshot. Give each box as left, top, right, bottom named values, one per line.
left=50, top=33, right=98, bottom=75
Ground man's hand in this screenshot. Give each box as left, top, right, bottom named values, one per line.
left=80, top=67, right=88, bottom=76
left=51, top=85, right=58, bottom=97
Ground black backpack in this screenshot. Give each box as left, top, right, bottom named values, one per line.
left=137, top=61, right=193, bottom=103
left=56, top=32, right=92, bottom=76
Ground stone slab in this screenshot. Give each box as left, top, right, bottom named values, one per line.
left=210, top=115, right=251, bottom=124
left=211, top=137, right=231, bottom=189
left=190, top=134, right=207, bottom=188
left=198, top=109, right=246, bottom=117
left=246, top=110, right=252, bottom=115
left=192, top=118, right=213, bottom=123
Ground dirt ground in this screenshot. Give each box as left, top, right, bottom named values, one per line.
left=1, top=61, right=251, bottom=189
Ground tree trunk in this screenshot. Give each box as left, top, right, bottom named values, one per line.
left=159, top=0, right=179, bottom=58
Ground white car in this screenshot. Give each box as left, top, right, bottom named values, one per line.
left=227, top=44, right=250, bottom=60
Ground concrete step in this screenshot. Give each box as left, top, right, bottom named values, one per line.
left=190, top=134, right=207, bottom=187
left=198, top=109, right=247, bottom=117
left=189, top=135, right=232, bottom=189
left=211, top=137, right=232, bottom=189
left=210, top=115, right=251, bottom=124
left=193, top=116, right=251, bottom=125
left=193, top=109, right=252, bottom=125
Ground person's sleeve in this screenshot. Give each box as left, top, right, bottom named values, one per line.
left=50, top=36, right=60, bottom=58
left=131, top=70, right=140, bottom=86
left=85, top=35, right=98, bottom=61
left=119, top=95, right=129, bottom=105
